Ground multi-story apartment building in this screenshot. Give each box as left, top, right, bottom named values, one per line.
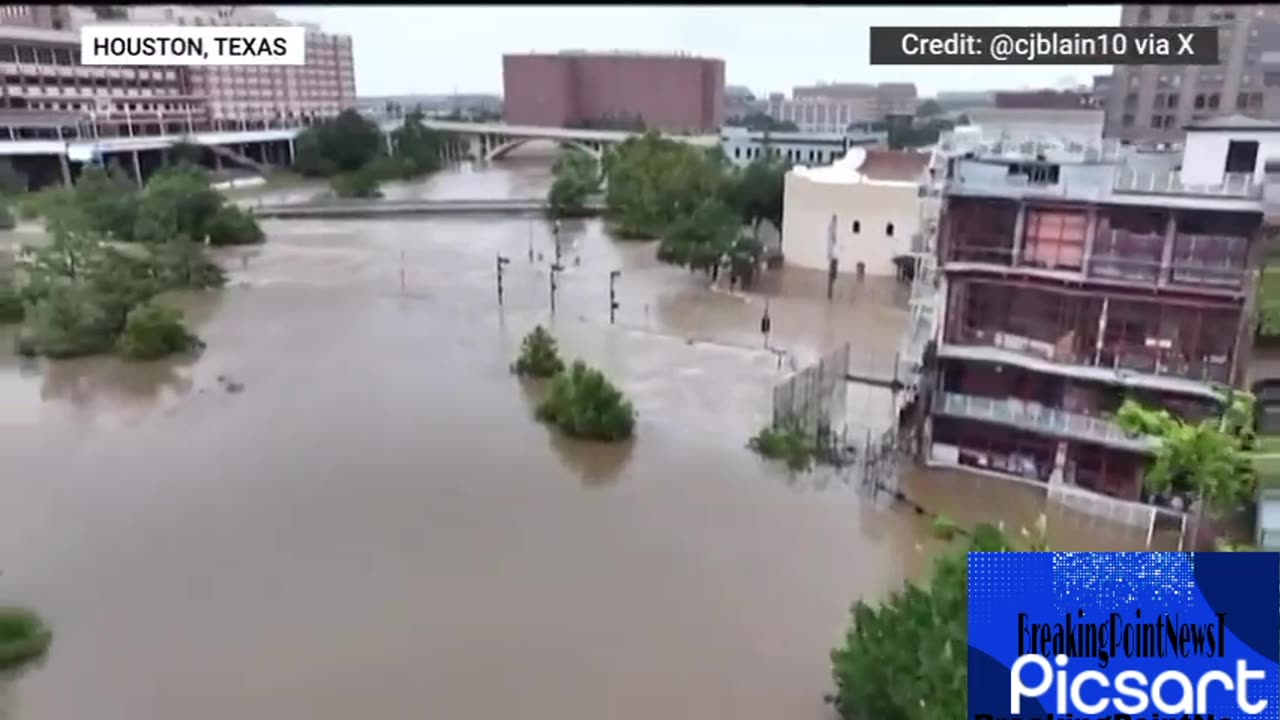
left=923, top=119, right=1277, bottom=503
left=502, top=51, right=724, bottom=133
left=1104, top=3, right=1280, bottom=144
left=766, top=82, right=918, bottom=134
left=0, top=4, right=354, bottom=139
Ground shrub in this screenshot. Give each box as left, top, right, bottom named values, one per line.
left=330, top=165, right=383, bottom=199
left=17, top=283, right=116, bottom=358
left=205, top=205, right=264, bottom=246
left=0, top=282, right=22, bottom=323
left=0, top=607, right=52, bottom=670
left=0, top=205, right=15, bottom=230
left=511, top=325, right=565, bottom=378
left=535, top=360, right=636, bottom=442
left=749, top=419, right=820, bottom=471
left=115, top=302, right=201, bottom=360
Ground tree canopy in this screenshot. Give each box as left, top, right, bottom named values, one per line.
left=1116, top=392, right=1257, bottom=510
left=547, top=149, right=600, bottom=218
left=295, top=109, right=447, bottom=198
left=830, top=520, right=1046, bottom=720
left=294, top=108, right=384, bottom=177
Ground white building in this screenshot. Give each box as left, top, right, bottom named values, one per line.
left=780, top=147, right=931, bottom=276
left=1178, top=114, right=1280, bottom=187
left=961, top=107, right=1105, bottom=154
left=718, top=126, right=885, bottom=169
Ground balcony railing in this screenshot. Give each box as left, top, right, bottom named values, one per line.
left=936, top=391, right=1158, bottom=453
left=948, top=326, right=1234, bottom=385
left=1087, top=253, right=1246, bottom=289
left=1112, top=168, right=1260, bottom=199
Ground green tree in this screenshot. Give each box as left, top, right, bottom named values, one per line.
left=725, top=112, right=799, bottom=132
left=205, top=204, right=265, bottom=246
left=16, top=281, right=115, bottom=358
left=657, top=197, right=739, bottom=272
left=137, top=163, right=223, bottom=243
left=73, top=165, right=138, bottom=240
left=726, top=157, right=786, bottom=232
left=0, top=606, right=52, bottom=670
left=830, top=520, right=1045, bottom=720
left=389, top=110, right=445, bottom=178
left=116, top=302, right=200, bottom=360
left=535, top=360, right=636, bottom=442
left=330, top=164, right=384, bottom=198
left=294, top=109, right=385, bottom=177
left=1116, top=392, right=1257, bottom=510
left=605, top=132, right=726, bottom=238
left=511, top=325, right=565, bottom=378
left=547, top=149, right=600, bottom=218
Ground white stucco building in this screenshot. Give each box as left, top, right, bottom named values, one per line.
left=780, top=147, right=931, bottom=276
left=718, top=126, right=885, bottom=169
left=1178, top=115, right=1280, bottom=187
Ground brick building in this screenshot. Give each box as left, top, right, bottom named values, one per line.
left=0, top=4, right=354, bottom=139
left=502, top=51, right=724, bottom=133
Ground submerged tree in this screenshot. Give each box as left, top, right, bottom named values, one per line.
left=535, top=360, right=636, bottom=442
left=0, top=606, right=52, bottom=670
left=547, top=149, right=600, bottom=218
left=511, top=325, right=565, bottom=379
left=115, top=302, right=201, bottom=361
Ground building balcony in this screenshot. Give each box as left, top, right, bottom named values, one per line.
left=946, top=325, right=1233, bottom=389
left=935, top=391, right=1157, bottom=454
left=1113, top=168, right=1260, bottom=200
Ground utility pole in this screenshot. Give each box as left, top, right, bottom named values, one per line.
left=760, top=298, right=773, bottom=348
left=527, top=220, right=535, bottom=263
left=609, top=270, right=621, bottom=325
left=553, top=218, right=562, bottom=266
left=550, top=262, right=564, bottom=316
left=496, top=253, right=510, bottom=306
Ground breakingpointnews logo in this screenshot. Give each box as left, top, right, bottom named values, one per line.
left=969, top=552, right=1280, bottom=720
left=81, top=25, right=306, bottom=66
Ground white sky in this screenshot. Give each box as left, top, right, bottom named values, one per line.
left=274, top=5, right=1123, bottom=98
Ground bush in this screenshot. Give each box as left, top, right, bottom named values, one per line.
left=0, top=282, right=22, bottom=323
left=511, top=325, right=565, bottom=378
left=205, top=205, right=264, bottom=246
left=0, top=205, right=15, bottom=230
left=0, top=607, right=52, bottom=670
left=115, top=302, right=200, bottom=360
left=330, top=165, right=383, bottom=199
left=535, top=360, right=636, bottom=442
left=17, top=283, right=116, bottom=358
left=749, top=420, right=820, bottom=471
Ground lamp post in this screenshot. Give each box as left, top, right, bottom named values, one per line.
left=496, top=253, right=510, bottom=306
left=528, top=220, right=535, bottom=263
left=549, top=262, right=564, bottom=316
left=609, top=270, right=620, bottom=325
left=553, top=218, right=562, bottom=265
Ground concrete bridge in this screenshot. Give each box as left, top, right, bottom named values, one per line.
left=249, top=197, right=606, bottom=220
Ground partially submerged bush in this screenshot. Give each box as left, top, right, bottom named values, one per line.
left=115, top=302, right=201, bottom=360
left=511, top=325, right=565, bottom=378
left=0, top=205, right=16, bottom=230
left=330, top=165, right=384, bottom=199
left=205, top=204, right=264, bottom=246
left=0, top=282, right=22, bottom=323
left=0, top=607, right=52, bottom=670
left=536, top=360, right=636, bottom=442
left=750, top=419, right=820, bottom=471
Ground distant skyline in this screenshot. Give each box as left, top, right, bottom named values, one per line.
left=274, top=5, right=1122, bottom=98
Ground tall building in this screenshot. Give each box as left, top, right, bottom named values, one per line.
left=502, top=51, right=724, bottom=133
left=923, top=122, right=1276, bottom=504
left=792, top=82, right=917, bottom=117
left=0, top=4, right=355, bottom=139
left=1104, top=4, right=1280, bottom=144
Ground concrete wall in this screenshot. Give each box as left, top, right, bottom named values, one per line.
left=502, top=53, right=723, bottom=132
left=780, top=172, right=920, bottom=276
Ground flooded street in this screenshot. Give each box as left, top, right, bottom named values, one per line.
left=0, top=148, right=1162, bottom=720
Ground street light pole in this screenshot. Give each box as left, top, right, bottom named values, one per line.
left=550, top=262, right=564, bottom=316
left=609, top=270, right=620, bottom=325
left=496, top=253, right=510, bottom=306
left=553, top=218, right=562, bottom=266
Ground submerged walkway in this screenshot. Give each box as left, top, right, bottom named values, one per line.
left=250, top=197, right=605, bottom=219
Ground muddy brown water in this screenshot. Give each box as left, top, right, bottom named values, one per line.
left=0, top=147, right=1167, bottom=720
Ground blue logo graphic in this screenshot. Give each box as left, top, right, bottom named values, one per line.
left=968, top=552, right=1279, bottom=720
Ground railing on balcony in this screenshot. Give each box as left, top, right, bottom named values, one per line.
left=948, top=326, right=1233, bottom=385
left=1112, top=168, right=1260, bottom=199
left=946, top=241, right=1017, bottom=266
left=936, top=392, right=1157, bottom=452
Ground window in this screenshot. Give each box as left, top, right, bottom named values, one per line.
left=1167, top=93, right=1179, bottom=108
left=1266, top=71, right=1280, bottom=88
left=733, top=147, right=740, bottom=160
left=1224, top=139, right=1259, bottom=174
left=1021, top=208, right=1088, bottom=270
left=1137, top=5, right=1151, bottom=22
left=1122, top=114, right=1135, bottom=127
left=852, top=220, right=861, bottom=234
left=1208, top=93, right=1220, bottom=109
left=886, top=223, right=895, bottom=237
left=1194, top=94, right=1206, bottom=109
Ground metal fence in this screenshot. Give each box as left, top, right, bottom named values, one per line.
left=771, top=343, right=850, bottom=446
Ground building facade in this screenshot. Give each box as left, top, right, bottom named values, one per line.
left=792, top=82, right=917, bottom=117
left=1104, top=4, right=1280, bottom=144
left=502, top=51, right=724, bottom=133
left=718, top=126, right=884, bottom=168
left=923, top=126, right=1274, bottom=506
left=780, top=147, right=930, bottom=276
left=765, top=82, right=917, bottom=134
left=0, top=4, right=354, bottom=139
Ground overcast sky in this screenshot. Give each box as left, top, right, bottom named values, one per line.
left=274, top=5, right=1123, bottom=98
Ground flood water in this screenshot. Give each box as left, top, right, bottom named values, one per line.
left=0, top=146, right=1166, bottom=720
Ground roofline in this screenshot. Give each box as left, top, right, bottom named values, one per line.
left=1184, top=125, right=1280, bottom=133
